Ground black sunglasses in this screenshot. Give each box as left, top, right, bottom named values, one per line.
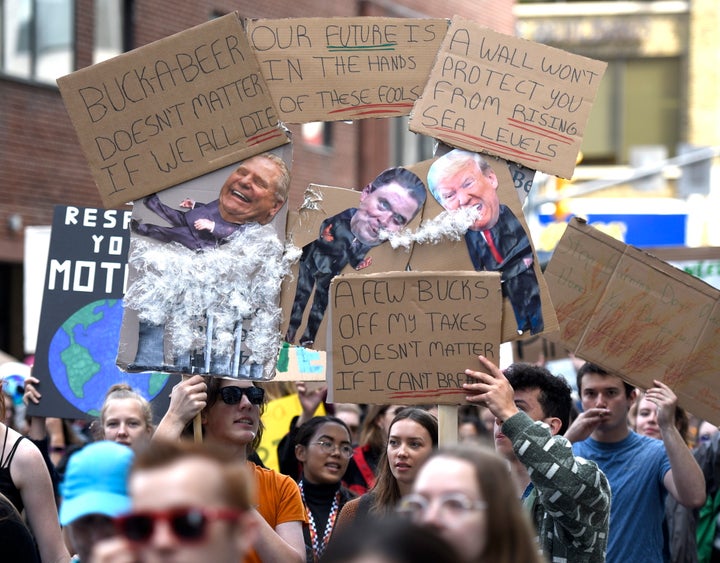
left=115, top=507, right=241, bottom=544
left=219, top=386, right=265, bottom=405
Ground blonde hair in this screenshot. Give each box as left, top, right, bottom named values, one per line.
left=97, top=384, right=154, bottom=439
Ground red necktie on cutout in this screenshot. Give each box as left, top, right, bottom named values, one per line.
left=483, top=229, right=504, bottom=264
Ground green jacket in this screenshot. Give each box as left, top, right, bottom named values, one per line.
left=502, top=411, right=611, bottom=563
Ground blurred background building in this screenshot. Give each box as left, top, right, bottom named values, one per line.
left=516, top=0, right=720, bottom=261
left=1, top=0, right=718, bottom=360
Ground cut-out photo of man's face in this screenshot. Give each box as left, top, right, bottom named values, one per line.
left=410, top=149, right=558, bottom=341
left=217, top=154, right=288, bottom=226
left=427, top=149, right=500, bottom=232
left=350, top=169, right=427, bottom=246
left=281, top=166, right=427, bottom=350
left=131, top=152, right=291, bottom=252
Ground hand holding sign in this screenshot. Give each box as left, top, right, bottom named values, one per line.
left=463, top=355, right=518, bottom=423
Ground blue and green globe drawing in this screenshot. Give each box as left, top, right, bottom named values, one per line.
left=48, top=299, right=168, bottom=416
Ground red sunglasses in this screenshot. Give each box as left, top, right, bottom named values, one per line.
left=115, top=507, right=242, bottom=544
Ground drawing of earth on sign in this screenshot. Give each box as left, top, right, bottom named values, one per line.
left=48, top=299, right=168, bottom=416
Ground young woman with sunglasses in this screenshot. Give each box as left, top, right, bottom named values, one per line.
left=293, top=416, right=356, bottom=562
left=153, top=375, right=306, bottom=563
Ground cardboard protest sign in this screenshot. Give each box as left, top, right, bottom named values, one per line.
left=28, top=205, right=175, bottom=421
left=327, top=271, right=502, bottom=405
left=247, top=17, right=448, bottom=123
left=118, top=146, right=294, bottom=380
left=280, top=166, right=428, bottom=351
left=408, top=150, right=558, bottom=342
left=409, top=16, right=607, bottom=178
left=545, top=217, right=720, bottom=425
left=274, top=343, right=326, bottom=382
left=57, top=12, right=288, bottom=209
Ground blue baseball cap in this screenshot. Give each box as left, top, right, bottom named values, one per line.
left=59, top=441, right=134, bottom=526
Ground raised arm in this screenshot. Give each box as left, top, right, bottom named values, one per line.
left=13, top=437, right=70, bottom=563
left=152, top=375, right=207, bottom=442
left=648, top=380, right=706, bottom=508
left=464, top=355, right=610, bottom=549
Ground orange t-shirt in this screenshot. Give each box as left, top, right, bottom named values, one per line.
left=244, top=463, right=307, bottom=563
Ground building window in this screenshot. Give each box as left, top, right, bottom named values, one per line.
left=2, top=0, right=74, bottom=84
left=94, top=0, right=128, bottom=63
left=302, top=122, right=333, bottom=149
left=391, top=115, right=435, bottom=166
left=581, top=57, right=681, bottom=164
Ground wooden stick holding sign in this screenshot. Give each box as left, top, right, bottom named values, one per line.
left=182, top=374, right=204, bottom=444
left=438, top=405, right=459, bottom=446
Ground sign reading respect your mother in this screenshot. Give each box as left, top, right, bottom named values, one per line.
left=327, top=271, right=502, bottom=405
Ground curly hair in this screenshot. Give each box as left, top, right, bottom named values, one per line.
left=503, top=362, right=573, bottom=435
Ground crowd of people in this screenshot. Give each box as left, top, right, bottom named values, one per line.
left=1, top=352, right=719, bottom=563
left=1, top=141, right=717, bottom=560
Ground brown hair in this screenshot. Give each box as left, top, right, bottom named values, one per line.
left=370, top=408, right=438, bottom=516
left=425, top=444, right=544, bottom=563
left=131, top=440, right=254, bottom=511
left=358, top=405, right=392, bottom=452
left=193, top=378, right=266, bottom=454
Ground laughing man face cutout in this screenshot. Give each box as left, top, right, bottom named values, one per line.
left=218, top=154, right=287, bottom=226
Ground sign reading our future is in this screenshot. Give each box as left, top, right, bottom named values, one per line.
left=247, top=17, right=448, bottom=123
left=328, top=271, right=502, bottom=405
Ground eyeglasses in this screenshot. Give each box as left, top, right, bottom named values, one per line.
left=397, top=493, right=487, bottom=522
left=312, top=440, right=354, bottom=459
left=115, top=507, right=242, bottom=544
left=219, top=386, right=265, bottom=406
